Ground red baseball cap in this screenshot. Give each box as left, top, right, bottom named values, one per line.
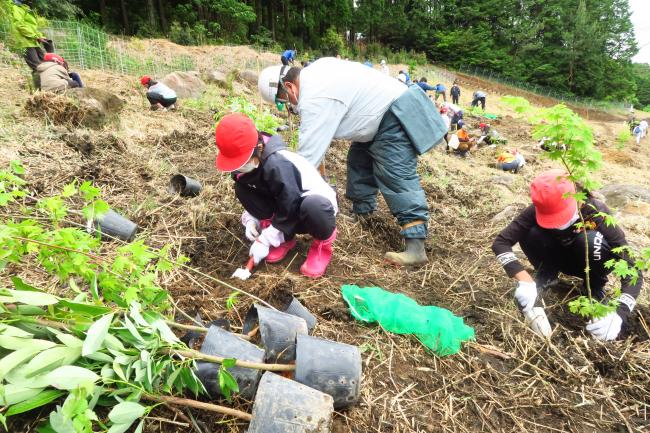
left=140, top=76, right=151, bottom=86
left=215, top=113, right=259, bottom=172
left=44, top=53, right=65, bottom=65
left=530, top=169, right=578, bottom=228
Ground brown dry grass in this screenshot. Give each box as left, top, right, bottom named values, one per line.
left=2, top=54, right=650, bottom=433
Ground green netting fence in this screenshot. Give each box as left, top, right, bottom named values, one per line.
left=0, top=20, right=195, bottom=77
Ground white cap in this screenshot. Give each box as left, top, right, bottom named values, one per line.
left=258, top=65, right=289, bottom=104
left=380, top=59, right=386, bottom=65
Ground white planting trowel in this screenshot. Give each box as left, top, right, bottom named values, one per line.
left=232, top=257, right=255, bottom=280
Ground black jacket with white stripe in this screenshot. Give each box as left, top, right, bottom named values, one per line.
left=232, top=135, right=337, bottom=237
left=491, top=198, right=642, bottom=320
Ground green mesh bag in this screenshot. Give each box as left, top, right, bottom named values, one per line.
left=341, top=285, right=475, bottom=356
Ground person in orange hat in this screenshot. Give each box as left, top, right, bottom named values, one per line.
left=214, top=113, right=338, bottom=278
left=491, top=169, right=642, bottom=340
left=140, top=75, right=177, bottom=111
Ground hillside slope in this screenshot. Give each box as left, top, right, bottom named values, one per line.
left=1, top=51, right=649, bottom=432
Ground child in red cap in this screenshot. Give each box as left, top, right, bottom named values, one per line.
left=214, top=113, right=338, bottom=278
left=492, top=169, right=642, bottom=341
left=140, top=76, right=177, bottom=111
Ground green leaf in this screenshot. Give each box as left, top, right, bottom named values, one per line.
left=49, top=409, right=75, bottom=433
left=226, top=292, right=240, bottom=310
left=221, top=358, right=237, bottom=369
left=82, top=313, right=114, bottom=357
left=43, top=366, right=99, bottom=391
left=0, top=323, right=35, bottom=338
left=0, top=385, right=44, bottom=405
left=0, top=336, right=56, bottom=351
left=108, top=401, right=146, bottom=424
left=122, top=316, right=144, bottom=343
left=79, top=181, right=101, bottom=202
left=23, top=345, right=81, bottom=378
left=61, top=182, right=77, bottom=198
left=11, top=276, right=40, bottom=292
left=6, top=389, right=65, bottom=416
left=56, top=333, right=83, bottom=348
left=59, top=300, right=111, bottom=317
left=9, top=160, right=25, bottom=175
left=107, top=423, right=133, bottom=433
left=0, top=346, right=41, bottom=381
left=6, top=289, right=58, bottom=306
left=152, top=319, right=179, bottom=344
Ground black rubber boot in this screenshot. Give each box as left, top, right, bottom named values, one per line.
left=384, top=238, right=428, bottom=266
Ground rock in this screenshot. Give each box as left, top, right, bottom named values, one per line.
left=69, top=88, right=124, bottom=128
left=205, top=70, right=229, bottom=88
left=598, top=184, right=650, bottom=210
left=491, top=174, right=515, bottom=187
left=491, top=205, right=519, bottom=225
left=161, top=71, right=205, bottom=98
left=238, top=70, right=259, bottom=87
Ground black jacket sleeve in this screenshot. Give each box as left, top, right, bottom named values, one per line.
left=584, top=200, right=643, bottom=320
left=262, top=153, right=304, bottom=236
left=491, top=205, right=537, bottom=277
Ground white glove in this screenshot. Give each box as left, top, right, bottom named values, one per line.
left=248, top=225, right=285, bottom=265
left=524, top=307, right=552, bottom=338
left=241, top=211, right=260, bottom=241
left=586, top=312, right=622, bottom=341
left=514, top=281, right=537, bottom=313
left=249, top=239, right=270, bottom=265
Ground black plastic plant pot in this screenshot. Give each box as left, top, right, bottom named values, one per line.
left=255, top=305, right=308, bottom=364
left=195, top=325, right=265, bottom=400
left=169, top=174, right=202, bottom=197
left=295, top=334, right=362, bottom=409
left=248, top=372, right=334, bottom=433
left=93, top=209, right=137, bottom=242
left=281, top=296, right=317, bottom=333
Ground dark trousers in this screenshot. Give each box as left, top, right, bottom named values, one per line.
left=452, top=94, right=459, bottom=104
left=471, top=97, right=486, bottom=110
left=281, top=55, right=289, bottom=66
left=68, top=72, right=83, bottom=88
left=235, top=183, right=336, bottom=240
left=23, top=40, right=54, bottom=71
left=345, top=110, right=429, bottom=239
left=146, top=92, right=177, bottom=108
left=520, top=227, right=612, bottom=297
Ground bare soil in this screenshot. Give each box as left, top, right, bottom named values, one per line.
left=1, top=49, right=649, bottom=433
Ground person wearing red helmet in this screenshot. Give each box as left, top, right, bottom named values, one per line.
left=36, top=52, right=82, bottom=92
left=215, top=113, right=338, bottom=278
left=139, top=76, right=177, bottom=111
left=492, top=169, right=642, bottom=340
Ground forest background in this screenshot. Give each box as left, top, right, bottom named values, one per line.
left=7, top=0, right=650, bottom=109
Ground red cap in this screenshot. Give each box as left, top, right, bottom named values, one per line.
left=215, top=113, right=259, bottom=172
left=43, top=53, right=65, bottom=65
left=140, top=76, right=151, bottom=86
left=479, top=123, right=487, bottom=129
left=530, top=169, right=577, bottom=229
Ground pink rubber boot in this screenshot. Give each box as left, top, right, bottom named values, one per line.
left=259, top=219, right=297, bottom=263
left=266, top=239, right=297, bottom=263
left=300, top=229, right=337, bottom=278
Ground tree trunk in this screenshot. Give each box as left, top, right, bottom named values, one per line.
left=146, top=0, right=157, bottom=31
left=267, top=0, right=275, bottom=39
left=99, top=0, right=108, bottom=28
left=157, top=0, right=168, bottom=33
left=283, top=0, right=290, bottom=43
left=254, top=0, right=262, bottom=32
left=120, top=0, right=129, bottom=33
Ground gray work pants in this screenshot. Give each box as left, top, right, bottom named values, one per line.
left=345, top=110, right=428, bottom=239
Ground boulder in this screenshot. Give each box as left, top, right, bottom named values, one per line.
left=205, top=70, right=229, bottom=88
left=598, top=184, right=650, bottom=210
left=491, top=174, right=515, bottom=188
left=161, top=71, right=205, bottom=98
left=238, top=70, right=259, bottom=87
left=491, top=205, right=520, bottom=225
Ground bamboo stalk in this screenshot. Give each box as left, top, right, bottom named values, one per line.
left=168, top=348, right=295, bottom=372
left=142, top=393, right=252, bottom=422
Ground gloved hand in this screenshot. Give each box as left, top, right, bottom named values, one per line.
left=249, top=239, right=270, bottom=265
left=241, top=211, right=260, bottom=241
left=514, top=281, right=537, bottom=313
left=249, top=225, right=285, bottom=265
left=524, top=307, right=552, bottom=338
left=586, top=312, right=622, bottom=341
left=245, top=220, right=260, bottom=241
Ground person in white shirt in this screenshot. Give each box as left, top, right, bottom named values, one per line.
left=258, top=59, right=448, bottom=266
left=140, top=75, right=177, bottom=110
left=380, top=59, right=389, bottom=75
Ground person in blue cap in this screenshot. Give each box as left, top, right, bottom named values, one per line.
left=281, top=49, right=296, bottom=66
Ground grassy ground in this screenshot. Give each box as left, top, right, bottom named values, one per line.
left=1, top=45, right=650, bottom=432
